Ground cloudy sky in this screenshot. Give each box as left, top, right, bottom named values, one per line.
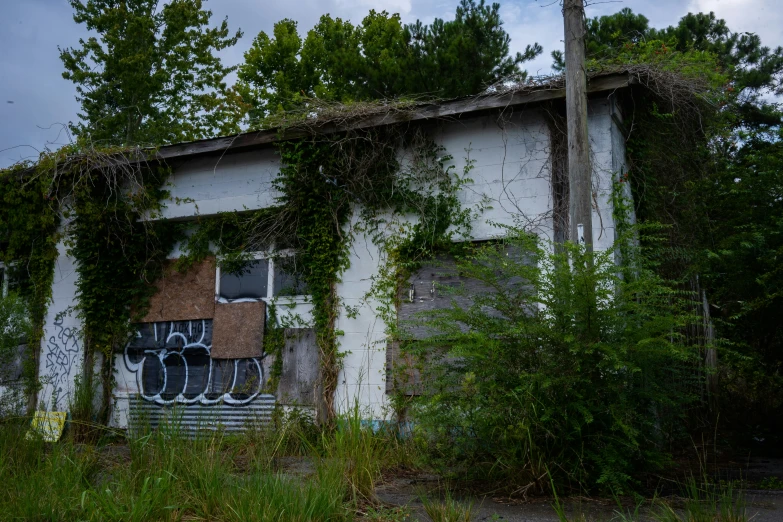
left=1, top=0, right=780, bottom=167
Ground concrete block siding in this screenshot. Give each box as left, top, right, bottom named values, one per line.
left=37, top=240, right=83, bottom=411
left=30, top=98, right=627, bottom=425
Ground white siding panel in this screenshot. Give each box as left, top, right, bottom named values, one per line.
left=38, top=240, right=83, bottom=411
left=160, top=149, right=281, bottom=220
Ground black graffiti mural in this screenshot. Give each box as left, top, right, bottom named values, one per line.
left=44, top=316, right=81, bottom=409
left=124, top=320, right=265, bottom=406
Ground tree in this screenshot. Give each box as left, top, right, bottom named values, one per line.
left=404, top=0, right=541, bottom=98
left=578, top=9, right=783, bottom=449
left=60, top=0, right=242, bottom=147
left=237, top=1, right=542, bottom=125
left=552, top=7, right=650, bottom=71
left=556, top=8, right=783, bottom=100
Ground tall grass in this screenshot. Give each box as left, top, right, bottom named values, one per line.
left=0, top=411, right=353, bottom=521
left=0, top=401, right=416, bottom=520
left=69, top=373, right=102, bottom=443
left=419, top=488, right=474, bottom=522
left=652, top=474, right=747, bottom=522
left=318, top=402, right=386, bottom=503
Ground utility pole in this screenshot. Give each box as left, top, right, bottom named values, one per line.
left=563, top=0, right=592, bottom=248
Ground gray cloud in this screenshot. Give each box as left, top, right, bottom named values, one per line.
left=2, top=0, right=780, bottom=168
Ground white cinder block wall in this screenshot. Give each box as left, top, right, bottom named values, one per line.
left=37, top=240, right=83, bottom=411
left=27, top=98, right=624, bottom=424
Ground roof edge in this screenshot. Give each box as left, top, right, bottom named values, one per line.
left=153, top=72, right=630, bottom=162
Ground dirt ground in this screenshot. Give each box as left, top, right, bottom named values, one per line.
left=372, top=457, right=783, bottom=521
left=376, top=480, right=783, bottom=521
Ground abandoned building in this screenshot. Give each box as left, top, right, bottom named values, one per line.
left=0, top=72, right=633, bottom=432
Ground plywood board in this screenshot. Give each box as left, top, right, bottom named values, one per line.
left=277, top=328, right=319, bottom=406
left=142, top=257, right=216, bottom=322
left=397, top=247, right=530, bottom=339
left=211, top=301, right=265, bottom=359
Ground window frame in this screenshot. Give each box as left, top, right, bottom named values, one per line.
left=214, top=248, right=309, bottom=304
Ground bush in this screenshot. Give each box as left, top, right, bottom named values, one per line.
left=0, top=292, right=32, bottom=416
left=404, top=227, right=703, bottom=493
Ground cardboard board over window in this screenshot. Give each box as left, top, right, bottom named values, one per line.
left=211, top=301, right=265, bottom=359
left=142, top=257, right=216, bottom=323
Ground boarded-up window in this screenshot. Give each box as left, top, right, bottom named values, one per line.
left=390, top=243, right=530, bottom=394
left=124, top=319, right=266, bottom=405
left=277, top=328, right=319, bottom=406
left=211, top=301, right=265, bottom=359
left=0, top=344, right=26, bottom=383
left=142, top=258, right=216, bottom=322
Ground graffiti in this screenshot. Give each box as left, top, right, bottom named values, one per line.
left=124, top=320, right=265, bottom=406
left=44, top=316, right=81, bottom=409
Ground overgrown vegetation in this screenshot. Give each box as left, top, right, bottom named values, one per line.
left=0, top=406, right=409, bottom=521
left=399, top=227, right=702, bottom=494
left=237, top=0, right=542, bottom=124
left=60, top=0, right=243, bottom=145
left=561, top=7, right=783, bottom=452
left=1, top=0, right=782, bottom=514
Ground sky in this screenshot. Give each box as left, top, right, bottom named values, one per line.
left=1, top=0, right=781, bottom=167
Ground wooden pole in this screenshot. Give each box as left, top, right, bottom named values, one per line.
left=563, top=0, right=592, bottom=248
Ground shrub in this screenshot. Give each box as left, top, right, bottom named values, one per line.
left=404, top=227, right=703, bottom=493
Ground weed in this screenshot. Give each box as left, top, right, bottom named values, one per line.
left=758, top=476, right=783, bottom=490
left=364, top=505, right=412, bottom=521
left=419, top=488, right=474, bottom=522
left=653, top=474, right=747, bottom=522
left=69, top=373, right=101, bottom=443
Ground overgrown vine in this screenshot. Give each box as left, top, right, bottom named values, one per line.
left=0, top=104, right=493, bottom=428
left=0, top=147, right=181, bottom=424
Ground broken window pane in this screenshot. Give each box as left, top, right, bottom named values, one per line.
left=273, top=255, right=309, bottom=296
left=219, top=259, right=269, bottom=300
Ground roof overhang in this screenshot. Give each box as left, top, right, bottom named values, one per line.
left=152, top=72, right=631, bottom=163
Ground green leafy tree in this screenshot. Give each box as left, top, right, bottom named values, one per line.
left=403, top=0, right=542, bottom=97
left=552, top=7, right=650, bottom=70
left=556, top=8, right=783, bottom=100
left=237, top=1, right=542, bottom=124
left=699, top=127, right=783, bottom=443
left=580, top=9, right=783, bottom=448
left=60, top=0, right=242, bottom=146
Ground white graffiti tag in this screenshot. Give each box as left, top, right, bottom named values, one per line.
left=124, top=320, right=265, bottom=406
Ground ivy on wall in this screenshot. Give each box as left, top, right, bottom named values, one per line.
left=0, top=147, right=182, bottom=420
left=0, top=161, right=60, bottom=404
left=0, top=108, right=480, bottom=427
left=172, top=125, right=476, bottom=425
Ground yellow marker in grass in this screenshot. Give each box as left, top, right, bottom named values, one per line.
left=27, top=411, right=67, bottom=442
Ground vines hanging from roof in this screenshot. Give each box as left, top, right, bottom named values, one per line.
left=0, top=146, right=182, bottom=421
left=172, top=122, right=476, bottom=425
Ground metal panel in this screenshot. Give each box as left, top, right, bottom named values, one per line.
left=127, top=394, right=276, bottom=436
left=124, top=319, right=267, bottom=406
